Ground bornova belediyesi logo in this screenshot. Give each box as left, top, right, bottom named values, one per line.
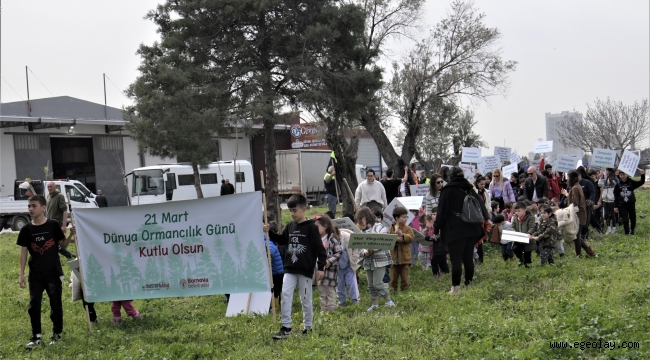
left=290, top=124, right=326, bottom=139
left=179, top=277, right=210, bottom=289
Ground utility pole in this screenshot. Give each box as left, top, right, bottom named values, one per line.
left=25, top=66, right=31, bottom=116
left=103, top=73, right=107, bottom=120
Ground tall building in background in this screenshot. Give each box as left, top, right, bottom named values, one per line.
left=545, top=111, right=584, bottom=158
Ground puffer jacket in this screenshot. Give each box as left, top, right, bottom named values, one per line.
left=512, top=211, right=537, bottom=252
left=556, top=204, right=579, bottom=240
left=433, top=177, right=489, bottom=245
left=533, top=215, right=558, bottom=248
left=338, top=229, right=361, bottom=272
left=389, top=223, right=414, bottom=265
left=265, top=236, right=284, bottom=275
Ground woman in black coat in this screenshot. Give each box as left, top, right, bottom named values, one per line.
left=434, top=167, right=489, bottom=294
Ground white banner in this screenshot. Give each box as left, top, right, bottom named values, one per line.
left=75, top=192, right=270, bottom=302
left=494, top=146, right=512, bottom=162
left=501, top=163, right=518, bottom=178
left=461, top=147, right=482, bottom=163
left=382, top=198, right=415, bottom=228
left=410, top=184, right=430, bottom=206
left=480, top=156, right=501, bottom=175
left=459, top=163, right=476, bottom=180
left=617, top=150, right=640, bottom=176
left=510, top=151, right=522, bottom=164
left=555, top=155, right=579, bottom=173
left=534, top=141, right=554, bottom=153
left=591, top=148, right=617, bottom=168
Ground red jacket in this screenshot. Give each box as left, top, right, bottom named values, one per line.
left=547, top=178, right=561, bottom=201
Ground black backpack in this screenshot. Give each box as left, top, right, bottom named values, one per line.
left=458, top=189, right=485, bottom=224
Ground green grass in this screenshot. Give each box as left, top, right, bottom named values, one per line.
left=1, top=191, right=649, bottom=359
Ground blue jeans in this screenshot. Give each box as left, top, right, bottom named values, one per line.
left=325, top=194, right=337, bottom=214
left=501, top=242, right=514, bottom=260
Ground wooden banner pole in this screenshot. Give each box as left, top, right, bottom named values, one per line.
left=260, top=170, right=276, bottom=323
left=342, top=178, right=359, bottom=213
left=66, top=192, right=93, bottom=334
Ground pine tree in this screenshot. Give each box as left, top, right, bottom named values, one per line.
left=84, top=253, right=108, bottom=297
left=112, top=246, right=125, bottom=294
left=220, top=251, right=238, bottom=290
left=244, top=241, right=269, bottom=289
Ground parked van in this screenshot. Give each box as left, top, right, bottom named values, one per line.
left=1, top=179, right=99, bottom=231
left=126, top=161, right=255, bottom=206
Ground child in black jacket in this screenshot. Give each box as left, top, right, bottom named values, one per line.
left=614, top=169, right=645, bottom=235
left=265, top=195, right=327, bottom=339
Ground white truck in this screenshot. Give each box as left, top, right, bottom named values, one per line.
left=126, top=161, right=255, bottom=206
left=1, top=179, right=99, bottom=231
left=276, top=149, right=367, bottom=205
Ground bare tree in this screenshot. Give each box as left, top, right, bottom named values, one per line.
left=558, top=98, right=649, bottom=154
left=362, top=0, right=516, bottom=174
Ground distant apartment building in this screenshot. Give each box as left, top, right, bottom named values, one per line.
left=545, top=111, right=584, bottom=158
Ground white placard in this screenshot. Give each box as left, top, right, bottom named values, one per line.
left=332, top=217, right=361, bottom=233
left=440, top=164, right=453, bottom=169
left=413, top=230, right=430, bottom=245
left=555, top=155, right=579, bottom=173
left=501, top=230, right=530, bottom=243
left=501, top=163, right=518, bottom=178
left=226, top=292, right=272, bottom=317
left=459, top=163, right=476, bottom=180
left=410, top=184, right=430, bottom=206
left=396, top=196, right=424, bottom=210
left=461, top=147, right=482, bottom=163
left=591, top=148, right=617, bottom=168
left=481, top=156, right=501, bottom=174
left=67, top=259, right=81, bottom=281
left=533, top=141, right=554, bottom=153
left=530, top=159, right=541, bottom=170
left=617, top=149, right=640, bottom=176
left=510, top=151, right=522, bottom=164
left=494, top=146, right=512, bottom=162
left=382, top=198, right=416, bottom=228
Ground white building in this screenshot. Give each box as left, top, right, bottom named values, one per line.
left=0, top=96, right=260, bottom=206
left=545, top=111, right=584, bottom=158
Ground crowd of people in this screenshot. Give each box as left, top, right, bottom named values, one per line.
left=265, top=159, right=644, bottom=339
left=15, top=163, right=645, bottom=345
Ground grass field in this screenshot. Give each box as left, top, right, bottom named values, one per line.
left=1, top=191, right=649, bottom=359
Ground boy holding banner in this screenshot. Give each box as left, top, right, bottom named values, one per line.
left=265, top=195, right=327, bottom=339
left=17, top=195, right=76, bottom=349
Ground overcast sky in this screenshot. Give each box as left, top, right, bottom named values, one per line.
left=1, top=0, right=648, bottom=154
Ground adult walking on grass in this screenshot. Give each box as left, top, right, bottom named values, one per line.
left=561, top=171, right=596, bottom=257
left=434, top=167, right=489, bottom=295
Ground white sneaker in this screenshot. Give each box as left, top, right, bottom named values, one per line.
left=367, top=304, right=379, bottom=312
left=611, top=227, right=616, bottom=234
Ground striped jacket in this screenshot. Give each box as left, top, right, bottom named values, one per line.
left=317, top=233, right=342, bottom=287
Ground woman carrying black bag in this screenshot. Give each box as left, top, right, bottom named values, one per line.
left=434, top=167, right=490, bottom=295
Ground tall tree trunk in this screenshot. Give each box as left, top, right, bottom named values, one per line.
left=191, top=162, right=204, bottom=198
left=327, top=130, right=359, bottom=216
left=263, top=116, right=280, bottom=226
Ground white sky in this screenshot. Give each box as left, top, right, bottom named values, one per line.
left=1, top=0, right=648, bottom=154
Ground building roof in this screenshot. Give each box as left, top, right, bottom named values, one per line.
left=1, top=96, right=124, bottom=120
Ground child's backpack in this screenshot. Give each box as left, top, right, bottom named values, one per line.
left=458, top=189, right=484, bottom=224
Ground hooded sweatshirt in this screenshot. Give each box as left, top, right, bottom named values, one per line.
left=614, top=174, right=646, bottom=207
left=268, top=219, right=327, bottom=278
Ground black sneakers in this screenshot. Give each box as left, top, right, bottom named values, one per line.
left=272, top=327, right=292, bottom=340
left=25, top=336, right=42, bottom=350
left=49, top=333, right=61, bottom=345
left=301, top=328, right=312, bottom=335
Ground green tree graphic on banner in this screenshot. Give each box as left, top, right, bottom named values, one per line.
left=234, top=235, right=247, bottom=284
left=119, top=252, right=143, bottom=295
left=167, top=253, right=186, bottom=282
left=144, top=258, right=159, bottom=291
left=194, top=247, right=220, bottom=288
left=109, top=267, right=121, bottom=295
left=85, top=253, right=107, bottom=296
left=244, top=241, right=268, bottom=287
left=220, top=251, right=238, bottom=290
left=112, top=245, right=124, bottom=294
